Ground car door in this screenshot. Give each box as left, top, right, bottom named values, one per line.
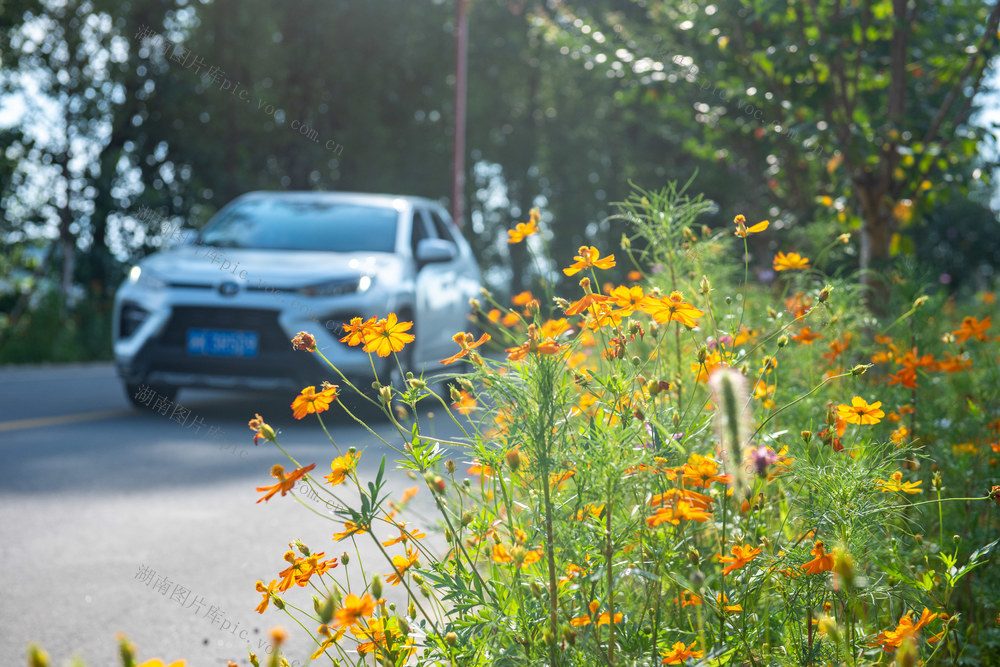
left=411, top=207, right=459, bottom=364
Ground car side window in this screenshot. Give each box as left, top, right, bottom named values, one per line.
left=428, top=209, right=458, bottom=246
left=410, top=209, right=431, bottom=257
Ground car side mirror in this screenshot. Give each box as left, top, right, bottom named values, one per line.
left=415, top=238, right=457, bottom=264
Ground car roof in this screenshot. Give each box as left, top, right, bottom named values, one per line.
left=234, top=191, right=445, bottom=212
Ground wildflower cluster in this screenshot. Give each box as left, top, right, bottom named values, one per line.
left=232, top=183, right=1000, bottom=665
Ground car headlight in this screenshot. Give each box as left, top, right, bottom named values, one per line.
left=128, top=265, right=166, bottom=290
left=297, top=275, right=374, bottom=297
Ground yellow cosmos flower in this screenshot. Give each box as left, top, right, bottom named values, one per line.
left=837, top=396, right=884, bottom=425
left=773, top=251, right=811, bottom=271
left=563, top=246, right=615, bottom=276
left=363, top=313, right=415, bottom=357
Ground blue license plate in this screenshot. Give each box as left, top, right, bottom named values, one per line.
left=186, top=328, right=259, bottom=358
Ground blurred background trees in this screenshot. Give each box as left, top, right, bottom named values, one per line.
left=2, top=0, right=998, bottom=362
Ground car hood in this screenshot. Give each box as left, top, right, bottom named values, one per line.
left=139, top=247, right=403, bottom=288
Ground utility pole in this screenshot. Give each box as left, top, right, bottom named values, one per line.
left=451, top=0, right=468, bottom=227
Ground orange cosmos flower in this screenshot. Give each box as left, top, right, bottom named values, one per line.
left=673, top=591, right=703, bottom=607
left=716, top=592, right=743, bottom=612
left=661, top=640, right=704, bottom=664
left=339, top=316, right=377, bottom=346
left=822, top=333, right=852, bottom=364
left=276, top=550, right=337, bottom=591
left=505, top=323, right=567, bottom=361
left=646, top=500, right=712, bottom=527
left=869, top=608, right=937, bottom=652
left=570, top=600, right=623, bottom=627
left=773, top=251, right=811, bottom=271
left=564, top=292, right=615, bottom=316
left=380, top=521, right=426, bottom=547
left=291, top=385, right=339, bottom=420
left=733, top=214, right=769, bottom=237
left=800, top=541, right=835, bottom=575
left=332, top=520, right=368, bottom=541
left=512, top=290, right=535, bottom=306
left=640, top=291, right=705, bottom=328
left=791, top=327, right=822, bottom=344
left=681, top=453, right=730, bottom=487
left=325, top=452, right=360, bottom=486
left=875, top=471, right=922, bottom=494
left=256, top=463, right=316, bottom=503
left=386, top=548, right=420, bottom=585
left=718, top=544, right=762, bottom=575
left=466, top=459, right=493, bottom=476
left=609, top=285, right=646, bottom=316
left=563, top=245, right=616, bottom=276
left=452, top=390, right=477, bottom=415
left=953, top=315, right=991, bottom=343
left=837, top=396, right=884, bottom=425
left=574, top=504, right=606, bottom=521
left=785, top=292, right=813, bottom=318
left=329, top=593, right=376, bottom=639
left=254, top=579, right=279, bottom=614
left=440, top=331, right=491, bottom=365
left=363, top=313, right=415, bottom=357
left=507, top=209, right=540, bottom=243
left=500, top=311, right=521, bottom=327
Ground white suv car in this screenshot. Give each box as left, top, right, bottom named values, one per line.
left=113, top=191, right=482, bottom=406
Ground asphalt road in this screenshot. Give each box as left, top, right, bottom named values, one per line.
left=0, top=362, right=457, bottom=666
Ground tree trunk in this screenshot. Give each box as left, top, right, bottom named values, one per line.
left=854, top=170, right=895, bottom=315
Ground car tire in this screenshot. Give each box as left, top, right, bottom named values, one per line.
left=124, top=382, right=179, bottom=409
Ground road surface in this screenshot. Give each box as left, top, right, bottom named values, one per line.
left=0, top=362, right=460, bottom=666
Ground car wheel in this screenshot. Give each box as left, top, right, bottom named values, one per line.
left=124, top=382, right=179, bottom=409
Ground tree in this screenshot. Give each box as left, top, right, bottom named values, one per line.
left=542, top=0, right=1000, bottom=308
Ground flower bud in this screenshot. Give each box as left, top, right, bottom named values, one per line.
left=700, top=275, right=712, bottom=294
left=446, top=459, right=456, bottom=475
left=445, top=632, right=458, bottom=646
left=833, top=550, right=856, bottom=590
left=777, top=335, right=789, bottom=348
left=895, top=637, right=918, bottom=667
left=379, top=385, right=393, bottom=404
left=28, top=646, right=50, bottom=667
left=801, top=430, right=813, bottom=443
left=341, top=553, right=350, bottom=565
left=818, top=285, right=832, bottom=302
left=371, top=575, right=384, bottom=599
left=913, top=295, right=928, bottom=309
left=409, top=600, right=417, bottom=619
left=620, top=233, right=631, bottom=249
left=505, top=448, right=523, bottom=472
left=851, top=364, right=872, bottom=376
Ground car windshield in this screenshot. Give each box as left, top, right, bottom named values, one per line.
left=199, top=198, right=399, bottom=252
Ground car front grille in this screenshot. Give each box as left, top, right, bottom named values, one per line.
left=136, top=306, right=316, bottom=382
left=160, top=306, right=287, bottom=349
